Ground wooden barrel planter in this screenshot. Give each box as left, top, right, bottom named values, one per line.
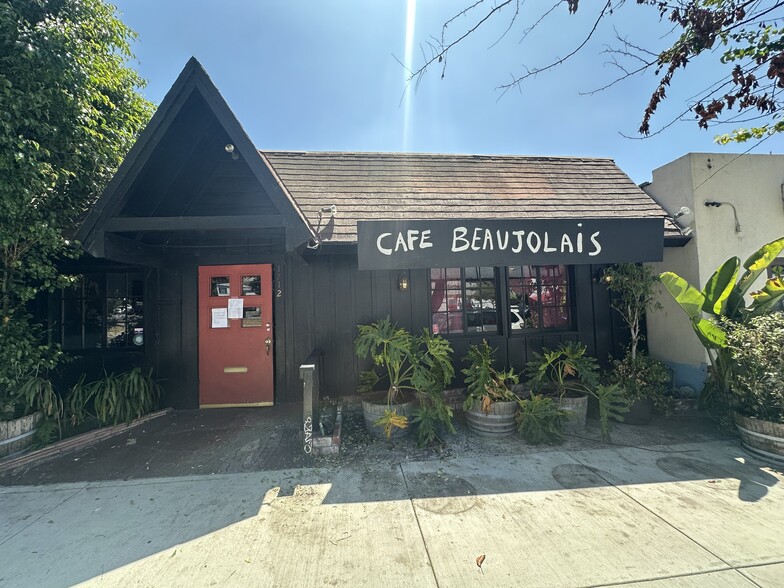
left=465, top=401, right=517, bottom=437
left=559, top=394, right=588, bottom=431
left=0, top=412, right=42, bottom=458
left=734, top=413, right=784, bottom=462
left=361, top=393, right=416, bottom=440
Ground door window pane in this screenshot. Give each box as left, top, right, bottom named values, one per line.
left=241, top=306, right=262, bottom=328
left=211, top=276, right=230, bottom=297
left=241, top=275, right=261, bottom=296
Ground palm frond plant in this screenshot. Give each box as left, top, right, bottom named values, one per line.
left=594, top=383, right=628, bottom=441
left=461, top=340, right=521, bottom=437
left=16, top=374, right=64, bottom=439
left=515, top=393, right=572, bottom=445
left=525, top=341, right=627, bottom=440
left=355, top=317, right=454, bottom=445
left=525, top=341, right=599, bottom=397
left=462, top=340, right=519, bottom=414
left=69, top=367, right=162, bottom=426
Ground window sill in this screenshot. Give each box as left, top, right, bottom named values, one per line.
left=63, top=348, right=146, bottom=355
left=508, top=329, right=578, bottom=337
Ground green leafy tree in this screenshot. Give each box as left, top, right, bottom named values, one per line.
left=0, top=0, right=153, bottom=402
left=601, top=263, right=662, bottom=361
left=411, top=0, right=784, bottom=142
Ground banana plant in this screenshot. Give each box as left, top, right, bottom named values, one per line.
left=659, top=236, right=784, bottom=399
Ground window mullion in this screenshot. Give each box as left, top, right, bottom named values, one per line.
left=498, top=266, right=508, bottom=336
left=103, top=275, right=108, bottom=349
left=461, top=268, right=468, bottom=334
left=536, top=266, right=543, bottom=331
left=80, top=279, right=86, bottom=349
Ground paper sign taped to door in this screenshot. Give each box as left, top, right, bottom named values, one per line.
left=227, top=298, right=243, bottom=319
left=211, top=307, right=228, bottom=328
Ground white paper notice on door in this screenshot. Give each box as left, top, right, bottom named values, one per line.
left=227, top=298, right=244, bottom=319
left=211, top=307, right=229, bottom=328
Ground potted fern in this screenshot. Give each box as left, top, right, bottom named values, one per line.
left=462, top=340, right=521, bottom=437
left=355, top=317, right=455, bottom=445
left=1, top=375, right=60, bottom=457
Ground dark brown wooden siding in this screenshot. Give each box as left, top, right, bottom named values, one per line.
left=52, top=251, right=625, bottom=408
left=283, top=253, right=627, bottom=400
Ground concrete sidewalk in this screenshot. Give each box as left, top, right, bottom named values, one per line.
left=1, top=439, right=782, bottom=587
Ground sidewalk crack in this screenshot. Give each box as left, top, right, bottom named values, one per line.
left=563, top=448, right=740, bottom=575
left=399, top=462, right=441, bottom=588
left=0, top=484, right=88, bottom=547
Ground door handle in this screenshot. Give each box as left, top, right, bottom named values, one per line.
left=265, top=337, right=272, bottom=355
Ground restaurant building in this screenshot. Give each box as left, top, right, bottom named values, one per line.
left=65, top=58, right=688, bottom=408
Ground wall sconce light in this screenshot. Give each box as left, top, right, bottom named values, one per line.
left=704, top=200, right=742, bottom=233
left=398, top=273, right=409, bottom=291
left=669, top=206, right=694, bottom=239
left=224, top=143, right=239, bottom=160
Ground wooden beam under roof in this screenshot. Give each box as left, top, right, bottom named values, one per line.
left=84, top=232, right=169, bottom=268
left=103, top=215, right=285, bottom=232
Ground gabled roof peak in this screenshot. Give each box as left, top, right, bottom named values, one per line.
left=77, top=59, right=315, bottom=252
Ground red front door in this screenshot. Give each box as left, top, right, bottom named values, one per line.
left=198, top=264, right=274, bottom=407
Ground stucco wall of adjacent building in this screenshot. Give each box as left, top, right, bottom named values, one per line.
left=642, top=153, right=784, bottom=390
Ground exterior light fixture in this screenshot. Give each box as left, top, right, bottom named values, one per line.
left=224, top=143, right=239, bottom=160
left=398, top=273, right=409, bottom=291
left=673, top=206, right=691, bottom=219
left=704, top=200, right=742, bottom=233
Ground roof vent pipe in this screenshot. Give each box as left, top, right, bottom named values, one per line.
left=780, top=183, right=784, bottom=213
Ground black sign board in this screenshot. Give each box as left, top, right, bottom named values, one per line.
left=357, top=218, right=664, bottom=270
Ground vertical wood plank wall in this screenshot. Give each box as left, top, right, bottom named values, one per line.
left=284, top=254, right=627, bottom=402
left=143, top=252, right=626, bottom=407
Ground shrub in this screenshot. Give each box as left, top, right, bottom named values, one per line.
left=69, top=367, right=162, bottom=426
left=606, top=353, right=673, bottom=414
left=725, top=312, right=784, bottom=423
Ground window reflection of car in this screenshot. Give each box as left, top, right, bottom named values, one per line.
left=108, top=326, right=144, bottom=348
left=467, top=309, right=498, bottom=331
left=510, top=305, right=531, bottom=330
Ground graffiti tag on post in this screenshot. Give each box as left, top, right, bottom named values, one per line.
left=303, top=416, right=312, bottom=454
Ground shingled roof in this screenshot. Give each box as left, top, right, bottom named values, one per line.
left=260, top=151, right=682, bottom=244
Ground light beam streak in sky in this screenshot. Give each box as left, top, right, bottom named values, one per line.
left=402, top=0, right=416, bottom=152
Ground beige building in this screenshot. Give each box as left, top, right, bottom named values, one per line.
left=642, top=153, right=784, bottom=389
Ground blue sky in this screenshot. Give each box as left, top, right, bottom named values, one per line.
left=113, top=0, right=784, bottom=183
